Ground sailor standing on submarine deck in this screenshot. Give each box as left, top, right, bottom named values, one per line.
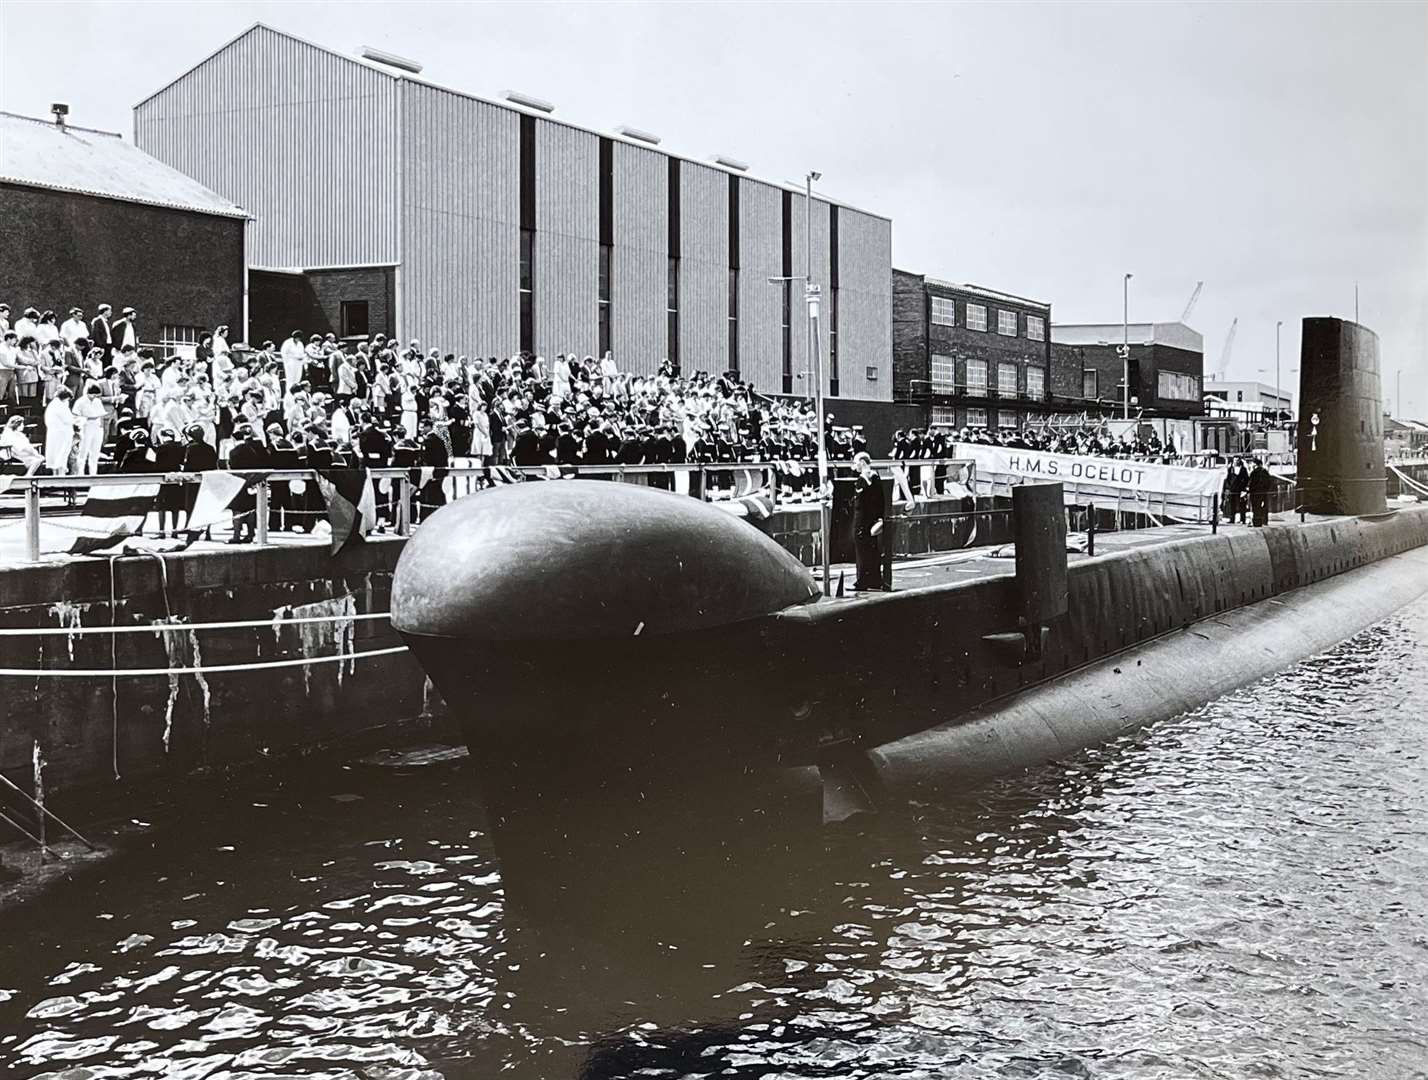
left=852, top=451, right=887, bottom=592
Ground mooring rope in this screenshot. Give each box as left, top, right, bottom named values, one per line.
left=0, top=611, right=393, bottom=637
left=0, top=644, right=410, bottom=678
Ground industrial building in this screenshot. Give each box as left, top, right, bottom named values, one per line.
left=1203, top=378, right=1293, bottom=418
left=134, top=23, right=894, bottom=418
left=1050, top=321, right=1205, bottom=421
left=891, top=269, right=1057, bottom=431
left=0, top=108, right=247, bottom=353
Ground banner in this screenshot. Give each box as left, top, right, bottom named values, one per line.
left=64, top=481, right=162, bottom=555
left=953, top=443, right=1222, bottom=501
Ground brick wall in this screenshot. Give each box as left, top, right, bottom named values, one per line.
left=892, top=269, right=928, bottom=403
left=0, top=183, right=243, bottom=343
left=249, top=266, right=395, bottom=345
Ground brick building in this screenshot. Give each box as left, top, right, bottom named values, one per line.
left=0, top=109, right=248, bottom=355
left=892, top=269, right=1057, bottom=431
left=1050, top=322, right=1204, bottom=420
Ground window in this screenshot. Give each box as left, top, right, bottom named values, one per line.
left=931, top=354, right=956, bottom=393
left=520, top=229, right=535, bottom=354
left=728, top=175, right=740, bottom=375
left=1158, top=370, right=1200, bottom=401
left=667, top=257, right=679, bottom=371
left=340, top=300, right=369, bottom=339
left=1082, top=369, right=1098, bottom=400
left=829, top=206, right=839, bottom=397
left=597, top=244, right=612, bottom=359
left=159, top=324, right=202, bottom=361
left=781, top=281, right=793, bottom=394
left=998, top=362, right=1019, bottom=397
left=727, top=267, right=739, bottom=374
left=930, top=296, right=956, bottom=327
left=966, top=407, right=988, bottom=428
left=997, top=310, right=1018, bottom=336
left=1027, top=315, right=1045, bottom=341
left=966, top=304, right=987, bottom=332
left=781, top=189, right=793, bottom=393
left=1026, top=366, right=1045, bottom=400
left=965, top=358, right=988, bottom=396
left=931, top=405, right=957, bottom=427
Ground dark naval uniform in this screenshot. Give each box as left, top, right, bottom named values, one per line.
left=853, top=471, right=887, bottom=591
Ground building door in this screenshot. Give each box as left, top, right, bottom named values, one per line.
left=341, top=300, right=370, bottom=339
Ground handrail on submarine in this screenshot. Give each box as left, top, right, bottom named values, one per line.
left=5, top=458, right=981, bottom=563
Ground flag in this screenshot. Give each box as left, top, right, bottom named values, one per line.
left=186, top=471, right=247, bottom=535
left=66, top=481, right=161, bottom=555
left=316, top=469, right=376, bottom=554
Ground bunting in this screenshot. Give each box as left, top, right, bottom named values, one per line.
left=316, top=469, right=376, bottom=554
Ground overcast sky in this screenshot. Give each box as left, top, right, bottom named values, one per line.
left=3, top=0, right=1424, bottom=416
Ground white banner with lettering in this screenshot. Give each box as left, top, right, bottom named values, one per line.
left=953, top=443, right=1222, bottom=504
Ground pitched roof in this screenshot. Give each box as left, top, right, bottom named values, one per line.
left=0, top=111, right=248, bottom=219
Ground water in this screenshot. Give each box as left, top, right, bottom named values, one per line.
left=3, top=599, right=1427, bottom=1080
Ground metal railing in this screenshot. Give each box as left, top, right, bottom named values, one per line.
left=5, top=458, right=984, bottom=563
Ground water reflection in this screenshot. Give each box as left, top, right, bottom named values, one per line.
left=1, top=601, right=1426, bottom=1078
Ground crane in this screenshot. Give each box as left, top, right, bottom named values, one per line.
left=1215, top=317, right=1238, bottom=379
left=1181, top=280, right=1204, bottom=324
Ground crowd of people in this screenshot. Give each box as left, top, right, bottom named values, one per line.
left=891, top=422, right=1200, bottom=465
left=1, top=300, right=1220, bottom=519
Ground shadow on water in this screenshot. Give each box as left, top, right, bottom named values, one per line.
left=4, top=603, right=1426, bottom=1078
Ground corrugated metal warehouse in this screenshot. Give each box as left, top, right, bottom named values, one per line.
left=134, top=23, right=893, bottom=415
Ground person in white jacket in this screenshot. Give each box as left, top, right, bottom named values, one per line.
left=73, top=384, right=108, bottom=474
left=43, top=388, right=76, bottom=473
left=1, top=414, right=43, bottom=475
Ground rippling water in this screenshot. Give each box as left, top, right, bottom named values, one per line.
left=3, top=598, right=1427, bottom=1080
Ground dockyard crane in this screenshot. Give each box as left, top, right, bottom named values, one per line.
left=1215, top=317, right=1239, bottom=379
left=1181, top=281, right=1205, bottom=324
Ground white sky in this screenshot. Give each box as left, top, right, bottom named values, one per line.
left=3, top=0, right=1424, bottom=417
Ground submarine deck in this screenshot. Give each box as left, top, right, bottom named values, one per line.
left=814, top=509, right=1362, bottom=601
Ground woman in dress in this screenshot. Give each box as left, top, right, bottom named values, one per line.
left=43, top=388, right=76, bottom=473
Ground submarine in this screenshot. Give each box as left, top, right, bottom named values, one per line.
left=390, top=317, right=1428, bottom=817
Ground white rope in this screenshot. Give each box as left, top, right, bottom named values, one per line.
left=0, top=644, right=409, bottom=678
left=1389, top=464, right=1428, bottom=498
left=0, top=611, right=393, bottom=636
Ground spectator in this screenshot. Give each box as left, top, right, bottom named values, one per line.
left=1, top=414, right=42, bottom=475
left=43, top=388, right=75, bottom=473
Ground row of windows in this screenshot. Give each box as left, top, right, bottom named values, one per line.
left=1158, top=370, right=1201, bottom=401
left=929, top=297, right=1045, bottom=340
left=930, top=357, right=1047, bottom=399
left=930, top=406, right=1051, bottom=430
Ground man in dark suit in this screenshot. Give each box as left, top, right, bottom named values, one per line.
left=89, top=304, right=113, bottom=362
left=226, top=426, right=268, bottom=543
left=1229, top=459, right=1250, bottom=524
left=852, top=451, right=887, bottom=592
left=1248, top=458, right=1275, bottom=527
left=181, top=424, right=220, bottom=539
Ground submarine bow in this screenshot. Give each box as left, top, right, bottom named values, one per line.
left=391, top=481, right=819, bottom=768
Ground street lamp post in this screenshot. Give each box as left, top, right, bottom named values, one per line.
left=805, top=170, right=829, bottom=596
left=770, top=172, right=829, bottom=594
left=1275, top=320, right=1283, bottom=426
left=1121, top=273, right=1133, bottom=419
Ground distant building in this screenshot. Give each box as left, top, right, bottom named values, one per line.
left=892, top=270, right=1057, bottom=430
left=1050, top=321, right=1204, bottom=420
left=0, top=109, right=247, bottom=353
left=1204, top=379, right=1293, bottom=418
left=134, top=23, right=895, bottom=425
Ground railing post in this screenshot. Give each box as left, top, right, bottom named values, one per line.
left=397, top=476, right=412, bottom=536
left=25, top=480, right=41, bottom=562
left=255, top=480, right=269, bottom=546
left=1087, top=504, right=1096, bottom=556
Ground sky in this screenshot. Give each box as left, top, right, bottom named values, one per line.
left=3, top=0, right=1425, bottom=417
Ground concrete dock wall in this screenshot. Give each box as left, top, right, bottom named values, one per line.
left=0, top=538, right=434, bottom=802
